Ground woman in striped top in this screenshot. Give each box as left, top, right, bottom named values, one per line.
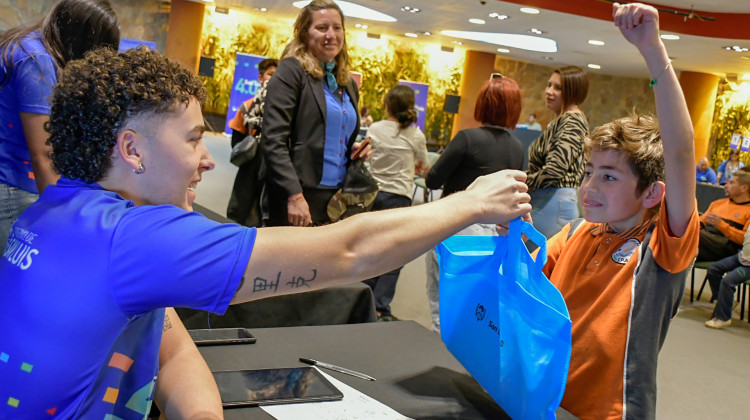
left=527, top=66, right=590, bottom=239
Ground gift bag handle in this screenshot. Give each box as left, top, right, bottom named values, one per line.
left=498, top=218, right=547, bottom=276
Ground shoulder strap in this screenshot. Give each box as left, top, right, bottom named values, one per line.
left=567, top=218, right=585, bottom=240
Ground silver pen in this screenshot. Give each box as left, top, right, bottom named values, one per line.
left=299, top=357, right=376, bottom=381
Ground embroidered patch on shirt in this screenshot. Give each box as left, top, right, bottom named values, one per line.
left=611, top=239, right=641, bottom=264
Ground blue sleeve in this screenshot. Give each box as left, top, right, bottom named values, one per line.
left=13, top=53, right=56, bottom=114
left=708, top=169, right=717, bottom=185
left=108, top=206, right=256, bottom=316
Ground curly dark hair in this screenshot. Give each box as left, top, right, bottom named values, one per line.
left=47, top=46, right=206, bottom=182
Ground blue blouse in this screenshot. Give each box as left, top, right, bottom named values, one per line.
left=319, top=85, right=356, bottom=187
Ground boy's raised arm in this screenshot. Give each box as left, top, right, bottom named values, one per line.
left=613, top=2, right=695, bottom=236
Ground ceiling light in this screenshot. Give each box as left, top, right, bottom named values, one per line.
left=417, top=31, right=431, bottom=36
left=588, top=40, right=605, bottom=46
left=724, top=45, right=749, bottom=53
left=529, top=28, right=544, bottom=35
left=355, top=23, right=368, bottom=29
left=660, top=34, right=680, bottom=40
left=497, top=48, right=510, bottom=53
left=405, top=32, right=418, bottom=38
left=452, top=41, right=463, bottom=45
left=401, top=6, right=420, bottom=13
left=588, top=64, right=601, bottom=69
left=469, top=19, right=486, bottom=25
left=520, top=7, right=540, bottom=14
left=488, top=13, right=509, bottom=20
left=293, top=1, right=398, bottom=22
left=441, top=30, right=557, bottom=53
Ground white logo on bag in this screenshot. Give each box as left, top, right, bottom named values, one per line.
left=611, top=239, right=640, bottom=265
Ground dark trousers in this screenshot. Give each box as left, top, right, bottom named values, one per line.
left=362, top=191, right=412, bottom=315
left=227, top=153, right=264, bottom=228
left=706, top=254, right=750, bottom=321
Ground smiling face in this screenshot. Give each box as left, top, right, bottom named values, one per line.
left=579, top=149, right=655, bottom=232
left=136, top=99, right=215, bottom=211
left=306, top=8, right=344, bottom=63
left=545, top=72, right=563, bottom=115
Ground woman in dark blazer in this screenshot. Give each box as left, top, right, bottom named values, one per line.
left=262, top=0, right=368, bottom=226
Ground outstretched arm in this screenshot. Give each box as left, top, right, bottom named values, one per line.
left=613, top=2, right=695, bottom=236
left=233, top=169, right=531, bottom=303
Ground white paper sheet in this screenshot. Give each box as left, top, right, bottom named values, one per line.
left=260, top=368, right=413, bottom=420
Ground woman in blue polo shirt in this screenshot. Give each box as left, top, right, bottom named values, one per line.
left=0, top=0, right=119, bottom=250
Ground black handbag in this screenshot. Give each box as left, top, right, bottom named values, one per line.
left=327, top=159, right=379, bottom=222
left=229, top=134, right=259, bottom=167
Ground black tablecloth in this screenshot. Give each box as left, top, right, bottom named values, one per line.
left=177, top=283, right=377, bottom=329
left=198, top=321, right=576, bottom=419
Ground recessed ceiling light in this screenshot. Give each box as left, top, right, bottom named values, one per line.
left=660, top=34, right=680, bottom=40
left=405, top=32, right=418, bottom=38
left=355, top=23, right=369, bottom=29
left=401, top=6, right=420, bottom=13
left=441, top=30, right=557, bottom=53
left=520, top=7, right=540, bottom=14
left=497, top=48, right=510, bottom=53
left=723, top=45, right=749, bottom=53
left=452, top=41, right=463, bottom=45
left=529, top=28, right=544, bottom=35
left=293, top=1, right=397, bottom=22
left=488, top=13, right=509, bottom=20
left=469, top=18, right=486, bottom=24
left=588, top=40, right=605, bottom=46
left=588, top=64, right=601, bottom=69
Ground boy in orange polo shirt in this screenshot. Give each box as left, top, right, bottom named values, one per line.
left=541, top=4, right=699, bottom=419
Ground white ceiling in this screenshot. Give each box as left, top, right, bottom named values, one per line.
left=213, top=0, right=750, bottom=79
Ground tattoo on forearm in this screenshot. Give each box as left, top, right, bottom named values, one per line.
left=252, top=269, right=317, bottom=294
left=163, top=313, right=172, bottom=332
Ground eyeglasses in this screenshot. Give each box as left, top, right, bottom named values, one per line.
left=490, top=73, right=504, bottom=81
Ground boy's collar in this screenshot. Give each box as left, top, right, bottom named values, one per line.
left=591, top=213, right=658, bottom=239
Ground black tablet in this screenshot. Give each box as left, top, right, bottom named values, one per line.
left=188, top=328, right=257, bottom=346
left=213, top=367, right=344, bottom=407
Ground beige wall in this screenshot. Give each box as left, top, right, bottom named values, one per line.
left=494, top=56, right=656, bottom=130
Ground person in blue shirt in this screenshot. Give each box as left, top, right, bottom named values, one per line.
left=0, top=46, right=532, bottom=419
left=0, top=0, right=119, bottom=252
left=717, top=149, right=745, bottom=185
left=696, top=157, right=717, bottom=184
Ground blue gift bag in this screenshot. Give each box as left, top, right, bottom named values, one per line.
left=437, top=219, right=571, bottom=420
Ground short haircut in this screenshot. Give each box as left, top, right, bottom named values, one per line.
left=554, top=66, right=589, bottom=112
left=585, top=114, right=664, bottom=195
left=473, top=76, right=522, bottom=128
left=258, top=58, right=278, bottom=75
left=48, top=47, right=206, bottom=183
left=732, top=170, right=750, bottom=189
left=385, top=85, right=417, bottom=130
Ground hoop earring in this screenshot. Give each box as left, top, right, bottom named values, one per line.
left=133, top=162, right=145, bottom=175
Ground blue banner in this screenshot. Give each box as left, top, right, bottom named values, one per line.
left=224, top=53, right=267, bottom=134
left=118, top=38, right=156, bottom=52
left=398, top=80, right=429, bottom=132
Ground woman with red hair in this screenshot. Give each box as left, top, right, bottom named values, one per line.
left=424, top=74, right=525, bottom=332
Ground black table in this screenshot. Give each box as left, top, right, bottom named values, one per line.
left=177, top=283, right=377, bottom=329
left=198, top=321, right=576, bottom=419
